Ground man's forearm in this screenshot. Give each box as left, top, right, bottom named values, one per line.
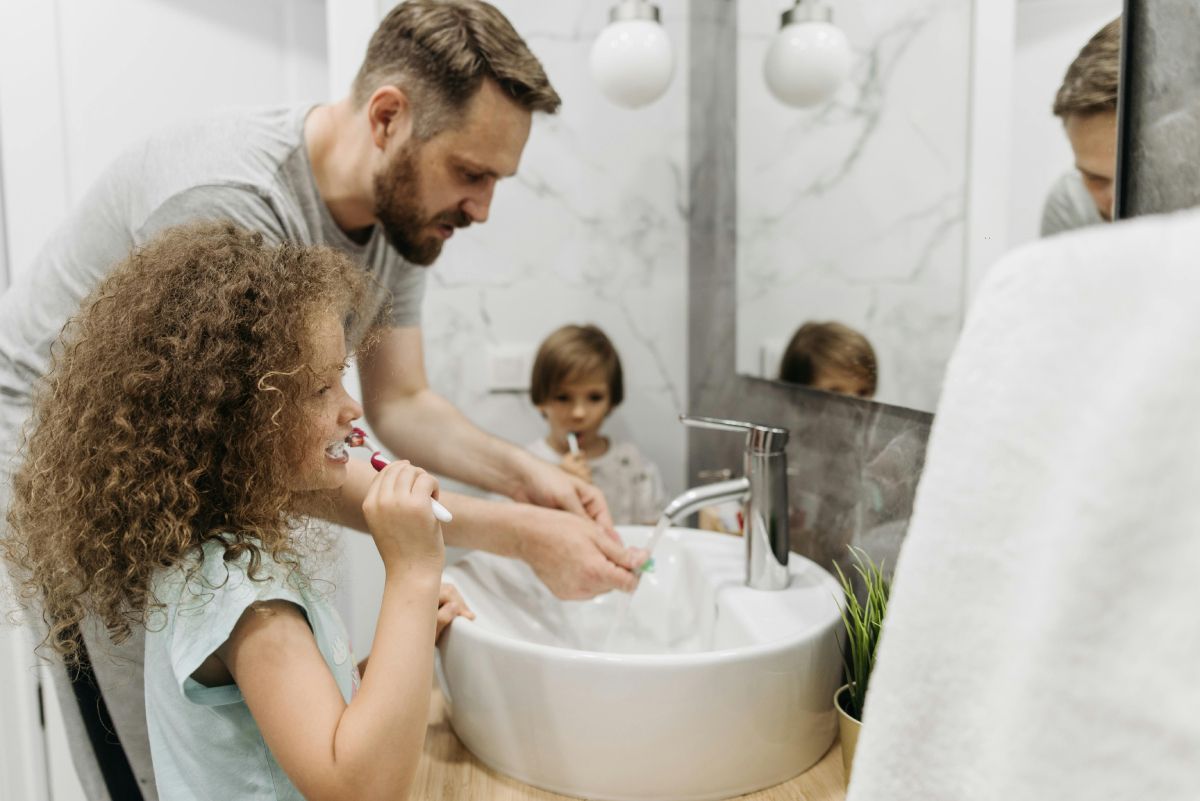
left=366, top=388, right=534, bottom=498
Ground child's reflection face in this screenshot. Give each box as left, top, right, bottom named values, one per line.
left=290, top=313, right=363, bottom=492
left=538, top=372, right=613, bottom=450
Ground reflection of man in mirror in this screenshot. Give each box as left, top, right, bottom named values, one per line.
left=778, top=321, right=877, bottom=399
left=1041, top=17, right=1121, bottom=237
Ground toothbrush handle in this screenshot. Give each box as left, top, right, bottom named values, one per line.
left=368, top=452, right=453, bottom=523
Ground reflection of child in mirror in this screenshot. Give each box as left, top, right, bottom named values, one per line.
left=528, top=324, right=666, bottom=526
left=778, top=321, right=877, bottom=399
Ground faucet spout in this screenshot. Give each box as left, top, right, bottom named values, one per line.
left=662, top=477, right=751, bottom=523
left=675, top=414, right=792, bottom=591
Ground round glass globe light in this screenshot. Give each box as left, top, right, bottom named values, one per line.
left=590, top=19, right=675, bottom=109
left=763, top=21, right=852, bottom=108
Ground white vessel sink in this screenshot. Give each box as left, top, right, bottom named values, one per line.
left=437, top=525, right=844, bottom=801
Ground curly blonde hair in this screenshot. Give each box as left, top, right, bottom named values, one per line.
left=3, top=221, right=369, bottom=663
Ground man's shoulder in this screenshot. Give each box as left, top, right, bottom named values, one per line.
left=121, top=105, right=310, bottom=198
left=1040, top=170, right=1103, bottom=237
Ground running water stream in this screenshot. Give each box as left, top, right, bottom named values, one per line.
left=601, top=514, right=672, bottom=651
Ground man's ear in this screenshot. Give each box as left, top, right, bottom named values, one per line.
left=366, top=86, right=415, bottom=151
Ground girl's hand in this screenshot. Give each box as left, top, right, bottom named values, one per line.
left=361, top=460, right=444, bottom=574
left=560, top=452, right=592, bottom=483
left=436, top=583, right=475, bottom=641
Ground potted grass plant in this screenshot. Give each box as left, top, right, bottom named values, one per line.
left=832, top=546, right=891, bottom=783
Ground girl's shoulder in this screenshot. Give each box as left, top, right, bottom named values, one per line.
left=152, top=537, right=303, bottom=609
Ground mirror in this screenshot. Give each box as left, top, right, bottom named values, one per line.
left=735, top=0, right=1123, bottom=412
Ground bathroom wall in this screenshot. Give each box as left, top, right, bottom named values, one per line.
left=416, top=0, right=690, bottom=500
left=1120, top=0, right=1200, bottom=217
left=0, top=0, right=330, bottom=283
left=689, top=0, right=933, bottom=579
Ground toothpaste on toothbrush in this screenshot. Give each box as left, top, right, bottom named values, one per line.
left=345, top=427, right=453, bottom=523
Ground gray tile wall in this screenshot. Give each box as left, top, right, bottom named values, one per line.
left=686, top=0, right=932, bottom=578
left=1119, top=0, right=1200, bottom=217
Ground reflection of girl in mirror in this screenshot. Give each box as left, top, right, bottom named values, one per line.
left=3, top=223, right=470, bottom=800
left=528, top=324, right=666, bottom=526
left=778, top=321, right=877, bottom=399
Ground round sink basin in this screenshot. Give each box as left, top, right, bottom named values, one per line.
left=437, top=525, right=844, bottom=801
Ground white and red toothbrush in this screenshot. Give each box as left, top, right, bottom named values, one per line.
left=346, top=426, right=453, bottom=523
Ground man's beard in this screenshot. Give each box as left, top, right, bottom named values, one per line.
left=373, top=142, right=471, bottom=266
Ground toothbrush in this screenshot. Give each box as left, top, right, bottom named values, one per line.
left=345, top=427, right=453, bottom=523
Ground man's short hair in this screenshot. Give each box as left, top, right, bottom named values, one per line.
left=352, top=0, right=561, bottom=139
left=530, top=324, right=624, bottom=409
left=1053, top=17, right=1121, bottom=118
left=778, top=321, right=877, bottom=395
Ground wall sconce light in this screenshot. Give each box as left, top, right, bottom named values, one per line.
left=590, top=0, right=675, bottom=109
left=763, top=0, right=852, bottom=108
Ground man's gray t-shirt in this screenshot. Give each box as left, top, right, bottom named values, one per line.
left=1040, top=170, right=1105, bottom=238
left=0, top=105, right=425, bottom=443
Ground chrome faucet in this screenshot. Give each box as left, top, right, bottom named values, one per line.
left=664, top=415, right=791, bottom=590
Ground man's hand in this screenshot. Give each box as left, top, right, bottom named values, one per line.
left=512, top=453, right=613, bottom=528
left=515, top=508, right=650, bottom=600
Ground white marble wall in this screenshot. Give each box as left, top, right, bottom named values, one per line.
left=418, top=0, right=691, bottom=497
left=735, top=0, right=971, bottom=412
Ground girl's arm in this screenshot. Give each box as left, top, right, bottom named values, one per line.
left=218, top=461, right=445, bottom=801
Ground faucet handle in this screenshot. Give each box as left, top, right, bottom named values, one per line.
left=680, top=414, right=789, bottom=453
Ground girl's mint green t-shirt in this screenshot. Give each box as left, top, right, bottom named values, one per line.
left=144, top=539, right=359, bottom=801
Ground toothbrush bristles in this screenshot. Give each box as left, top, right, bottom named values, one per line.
left=346, top=426, right=380, bottom=452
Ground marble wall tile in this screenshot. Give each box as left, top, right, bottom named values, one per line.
left=419, top=0, right=691, bottom=496
left=690, top=0, right=932, bottom=580
left=734, top=0, right=971, bottom=412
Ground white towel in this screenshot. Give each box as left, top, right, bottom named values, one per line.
left=847, top=209, right=1200, bottom=801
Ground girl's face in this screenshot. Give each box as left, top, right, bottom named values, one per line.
left=538, top=371, right=613, bottom=450
left=290, top=312, right=363, bottom=492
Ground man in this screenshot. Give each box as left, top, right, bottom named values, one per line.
left=1041, top=17, right=1121, bottom=237
left=0, top=1, right=642, bottom=796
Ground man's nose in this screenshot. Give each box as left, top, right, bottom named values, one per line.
left=463, top=183, right=495, bottom=223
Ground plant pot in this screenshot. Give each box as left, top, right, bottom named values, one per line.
left=835, top=683, right=861, bottom=785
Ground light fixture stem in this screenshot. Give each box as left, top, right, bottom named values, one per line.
left=781, top=0, right=833, bottom=27
left=609, top=0, right=661, bottom=24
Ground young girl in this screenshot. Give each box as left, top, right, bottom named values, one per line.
left=2, top=222, right=470, bottom=801
left=528, top=324, right=666, bottom=526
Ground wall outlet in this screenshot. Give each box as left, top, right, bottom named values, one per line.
left=486, top=343, right=533, bottom=393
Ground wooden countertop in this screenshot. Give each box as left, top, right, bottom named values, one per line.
left=411, top=687, right=848, bottom=801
